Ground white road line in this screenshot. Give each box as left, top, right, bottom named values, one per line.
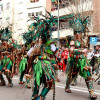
left=56, top=85, right=100, bottom=95
left=56, top=83, right=100, bottom=93
left=4, top=76, right=100, bottom=95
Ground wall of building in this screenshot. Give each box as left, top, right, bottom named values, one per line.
left=0, top=0, right=96, bottom=44
left=51, top=0, right=93, bottom=39
left=0, top=0, right=48, bottom=44
left=51, top=0, right=93, bottom=17
left=46, top=0, right=51, bottom=12
left=0, top=0, right=13, bottom=27
left=93, top=0, right=100, bottom=34
left=14, top=0, right=47, bottom=44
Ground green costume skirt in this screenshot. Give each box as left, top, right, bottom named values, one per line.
left=6, top=63, right=12, bottom=71
left=68, top=57, right=90, bottom=79
left=34, top=60, right=55, bottom=86
left=0, top=61, right=12, bottom=72
left=19, top=57, right=27, bottom=74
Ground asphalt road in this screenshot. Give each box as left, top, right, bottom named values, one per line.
left=0, top=71, right=100, bottom=100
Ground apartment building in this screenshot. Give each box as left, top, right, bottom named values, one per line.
left=0, top=0, right=13, bottom=28
left=51, top=0, right=94, bottom=47
left=93, top=0, right=100, bottom=34
left=0, top=0, right=99, bottom=47
left=0, top=0, right=48, bottom=44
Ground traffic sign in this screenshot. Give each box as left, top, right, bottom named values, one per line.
left=90, top=37, right=97, bottom=44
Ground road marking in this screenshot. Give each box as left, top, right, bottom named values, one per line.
left=4, top=76, right=100, bottom=95
left=56, top=84, right=100, bottom=95
left=57, top=83, right=100, bottom=93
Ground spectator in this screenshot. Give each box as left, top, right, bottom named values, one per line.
left=56, top=49, right=62, bottom=70
left=61, top=47, right=68, bottom=72
left=87, top=49, right=94, bottom=60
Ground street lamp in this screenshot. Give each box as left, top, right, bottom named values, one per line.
left=57, top=0, right=60, bottom=49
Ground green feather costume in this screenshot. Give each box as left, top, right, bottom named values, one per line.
left=65, top=14, right=97, bottom=99
left=0, top=27, right=14, bottom=87
left=22, top=12, right=57, bottom=100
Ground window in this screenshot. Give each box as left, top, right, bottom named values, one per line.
left=39, top=11, right=42, bottom=15
left=30, top=0, right=39, bottom=3
left=51, top=0, right=76, bottom=11
left=81, top=0, right=93, bottom=4
left=28, top=13, right=34, bottom=17
left=0, top=18, right=2, bottom=25
left=60, top=18, right=70, bottom=30
left=28, top=11, right=42, bottom=18
left=36, top=12, right=38, bottom=16
left=32, top=13, right=34, bottom=16
left=28, top=13, right=35, bottom=20
left=6, top=2, right=10, bottom=9
left=28, top=13, right=31, bottom=17
left=87, top=16, right=93, bottom=26
left=19, top=13, right=23, bottom=19
left=0, top=5, right=3, bottom=13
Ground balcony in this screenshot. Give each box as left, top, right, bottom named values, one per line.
left=51, top=22, right=93, bottom=38
left=27, top=0, right=43, bottom=9
left=51, top=0, right=72, bottom=11
left=30, top=0, right=39, bottom=3
left=51, top=0, right=93, bottom=17
left=52, top=28, right=73, bottom=38
left=52, top=26, right=94, bottom=38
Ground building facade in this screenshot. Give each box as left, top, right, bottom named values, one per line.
left=51, top=0, right=94, bottom=48
left=0, top=0, right=48, bottom=44
left=93, top=0, right=100, bottom=34
left=0, top=0, right=99, bottom=47
left=0, top=0, right=13, bottom=28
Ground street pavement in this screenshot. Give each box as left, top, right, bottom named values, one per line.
left=0, top=71, right=100, bottom=100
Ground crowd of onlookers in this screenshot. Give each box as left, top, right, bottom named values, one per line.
left=56, top=47, right=69, bottom=72
left=87, top=46, right=100, bottom=75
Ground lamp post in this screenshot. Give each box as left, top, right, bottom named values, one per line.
left=57, top=0, right=60, bottom=49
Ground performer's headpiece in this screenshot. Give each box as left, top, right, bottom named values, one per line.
left=22, top=11, right=57, bottom=46
left=69, top=14, right=89, bottom=34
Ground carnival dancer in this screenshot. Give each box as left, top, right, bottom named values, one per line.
left=22, top=12, right=58, bottom=100
left=0, top=51, right=13, bottom=87
left=65, top=15, right=97, bottom=99
left=0, top=27, right=14, bottom=87
left=19, top=54, right=27, bottom=84
left=47, top=41, right=59, bottom=82
left=18, top=52, right=32, bottom=88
